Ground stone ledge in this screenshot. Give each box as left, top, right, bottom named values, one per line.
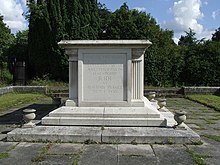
left=7, top=125, right=200, bottom=144
left=0, top=86, right=13, bottom=95
left=0, top=86, right=47, bottom=95
left=183, top=87, right=220, bottom=95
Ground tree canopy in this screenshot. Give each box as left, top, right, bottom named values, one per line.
left=0, top=15, right=14, bottom=67
left=27, top=0, right=100, bottom=80
left=1, top=2, right=219, bottom=86
left=212, top=27, right=220, bottom=42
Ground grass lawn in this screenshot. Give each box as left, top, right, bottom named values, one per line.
left=186, top=94, right=220, bottom=111
left=0, top=93, right=49, bottom=112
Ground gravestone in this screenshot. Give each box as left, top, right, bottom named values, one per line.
left=42, top=40, right=167, bottom=126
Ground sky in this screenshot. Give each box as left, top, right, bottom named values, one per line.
left=0, top=0, right=219, bottom=43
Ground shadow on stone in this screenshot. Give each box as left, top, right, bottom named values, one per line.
left=0, top=104, right=57, bottom=127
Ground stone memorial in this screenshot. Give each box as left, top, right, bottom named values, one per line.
left=42, top=40, right=167, bottom=127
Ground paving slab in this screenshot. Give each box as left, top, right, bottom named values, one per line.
left=48, top=143, right=83, bottom=155
left=78, top=144, right=118, bottom=165
left=186, top=123, right=201, bottom=129
left=118, top=155, right=159, bottom=165
left=152, top=144, right=196, bottom=165
left=117, top=144, right=159, bottom=165
left=0, top=142, right=45, bottom=165
left=204, top=156, right=220, bottom=165
left=187, top=137, right=220, bottom=157
left=0, top=142, right=17, bottom=154
left=118, top=144, right=154, bottom=157
left=34, top=155, right=74, bottom=165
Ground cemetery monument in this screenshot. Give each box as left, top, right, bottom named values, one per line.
left=42, top=40, right=167, bottom=127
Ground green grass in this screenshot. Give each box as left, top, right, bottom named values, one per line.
left=202, top=118, right=217, bottom=125
left=0, top=143, right=19, bottom=160
left=31, top=143, right=53, bottom=162
left=72, top=146, right=84, bottom=165
left=213, top=127, right=220, bottom=131
left=186, top=94, right=220, bottom=111
left=0, top=153, right=9, bottom=159
left=203, top=135, right=220, bottom=142
left=185, top=146, right=208, bottom=165
left=0, top=93, right=49, bottom=112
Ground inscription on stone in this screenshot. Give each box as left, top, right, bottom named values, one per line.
left=83, top=53, right=126, bottom=101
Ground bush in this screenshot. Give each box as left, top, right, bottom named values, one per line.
left=0, top=62, right=13, bottom=85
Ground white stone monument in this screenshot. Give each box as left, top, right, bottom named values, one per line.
left=42, top=40, right=167, bottom=126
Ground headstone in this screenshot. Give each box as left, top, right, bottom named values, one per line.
left=42, top=40, right=167, bottom=127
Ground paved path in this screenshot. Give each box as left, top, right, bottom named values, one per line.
left=0, top=97, right=219, bottom=165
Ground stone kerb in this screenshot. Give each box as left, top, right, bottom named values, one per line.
left=183, top=87, right=220, bottom=95
left=0, top=86, right=13, bottom=96
left=0, top=86, right=47, bottom=95
left=13, top=86, right=47, bottom=93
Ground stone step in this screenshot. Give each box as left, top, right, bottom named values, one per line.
left=42, top=116, right=167, bottom=127
left=7, top=125, right=201, bottom=144
left=47, top=107, right=161, bottom=119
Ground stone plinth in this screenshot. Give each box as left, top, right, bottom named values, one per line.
left=42, top=40, right=167, bottom=127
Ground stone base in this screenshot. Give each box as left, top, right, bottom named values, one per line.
left=42, top=97, right=167, bottom=127
left=7, top=111, right=201, bottom=144
left=7, top=125, right=200, bottom=144
left=22, top=122, right=36, bottom=128
left=42, top=105, right=167, bottom=127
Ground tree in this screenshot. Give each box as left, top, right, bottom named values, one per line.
left=212, top=27, right=220, bottom=42
left=97, top=3, right=180, bottom=86
left=177, top=29, right=220, bottom=86
left=28, top=0, right=54, bottom=79
left=8, top=30, right=29, bottom=61
left=97, top=3, right=111, bottom=39
left=27, top=0, right=100, bottom=80
left=0, top=15, right=14, bottom=66
left=0, top=15, right=14, bottom=83
left=99, top=3, right=160, bottom=40
left=178, top=28, right=197, bottom=46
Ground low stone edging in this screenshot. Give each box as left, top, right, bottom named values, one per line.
left=183, top=87, right=220, bottom=95
left=0, top=86, right=47, bottom=96
left=144, top=88, right=183, bottom=97
left=0, top=86, right=14, bottom=95
left=1, top=86, right=219, bottom=97
left=144, top=87, right=220, bottom=97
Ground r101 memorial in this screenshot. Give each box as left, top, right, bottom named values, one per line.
left=42, top=40, right=167, bottom=126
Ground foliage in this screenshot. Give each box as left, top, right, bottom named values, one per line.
left=0, top=62, right=13, bottom=84
left=0, top=15, right=14, bottom=84
left=186, top=94, right=220, bottom=111
left=180, top=40, right=220, bottom=86
left=98, top=3, right=179, bottom=86
left=212, top=27, right=220, bottom=42
left=27, top=0, right=100, bottom=80
left=6, top=30, right=29, bottom=81
left=178, top=28, right=197, bottom=46
left=28, top=76, right=68, bottom=92
left=0, top=93, right=49, bottom=112
left=145, top=30, right=182, bottom=86
left=0, top=15, right=14, bottom=65
left=21, top=2, right=220, bottom=86
left=7, top=30, right=29, bottom=61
